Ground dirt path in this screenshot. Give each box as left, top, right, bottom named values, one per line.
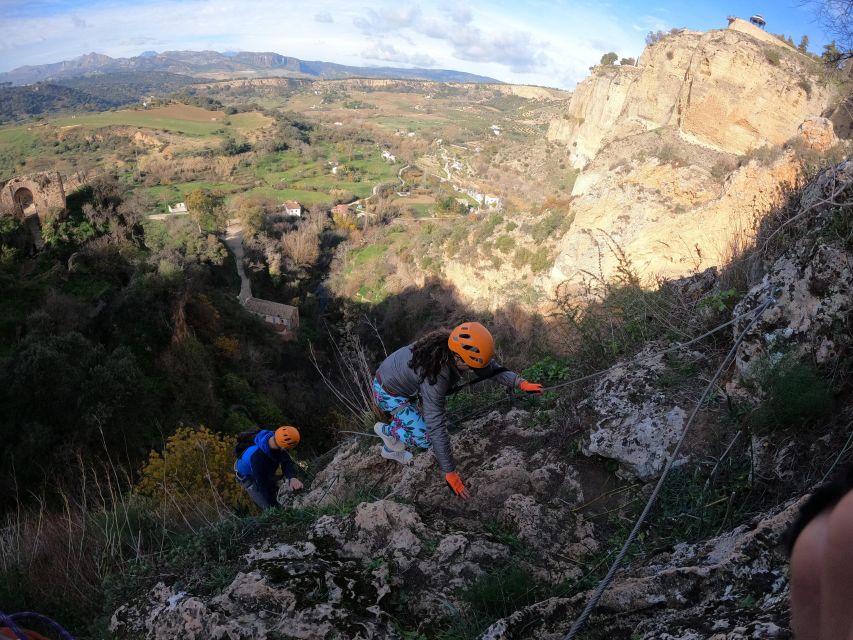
left=224, top=219, right=252, bottom=302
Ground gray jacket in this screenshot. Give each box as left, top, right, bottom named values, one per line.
left=376, top=344, right=521, bottom=472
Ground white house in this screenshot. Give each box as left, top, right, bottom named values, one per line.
left=243, top=297, right=299, bottom=341
left=382, top=150, right=397, bottom=162
left=484, top=194, right=502, bottom=209
left=283, top=200, right=302, bottom=217
left=168, top=202, right=188, bottom=213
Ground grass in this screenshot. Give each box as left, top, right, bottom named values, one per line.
left=241, top=185, right=333, bottom=205
left=350, top=243, right=388, bottom=267
left=51, top=105, right=269, bottom=137
left=145, top=181, right=245, bottom=208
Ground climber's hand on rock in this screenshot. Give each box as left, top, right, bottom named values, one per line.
left=519, top=380, right=544, bottom=395
left=445, top=472, right=470, bottom=499
left=289, top=477, right=304, bottom=491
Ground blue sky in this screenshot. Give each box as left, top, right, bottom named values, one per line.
left=0, top=0, right=836, bottom=88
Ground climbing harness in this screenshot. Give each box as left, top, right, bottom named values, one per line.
left=0, top=610, right=75, bottom=640
left=561, top=292, right=776, bottom=640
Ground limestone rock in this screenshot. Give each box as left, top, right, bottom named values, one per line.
left=109, top=541, right=398, bottom=639
left=549, top=28, right=834, bottom=168
left=797, top=117, right=837, bottom=153
left=732, top=160, right=853, bottom=381
left=580, top=344, right=707, bottom=480
left=480, top=497, right=803, bottom=640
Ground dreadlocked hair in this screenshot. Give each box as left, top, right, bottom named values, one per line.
left=408, top=329, right=453, bottom=385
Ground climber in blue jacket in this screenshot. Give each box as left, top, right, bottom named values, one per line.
left=235, top=426, right=303, bottom=509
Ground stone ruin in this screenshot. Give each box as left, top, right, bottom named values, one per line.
left=0, top=171, right=67, bottom=248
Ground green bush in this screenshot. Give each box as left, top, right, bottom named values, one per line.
left=495, top=235, right=516, bottom=253
left=748, top=355, right=832, bottom=432
left=765, top=48, right=781, bottom=66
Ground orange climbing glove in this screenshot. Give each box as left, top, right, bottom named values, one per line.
left=445, top=472, right=470, bottom=499
left=519, top=380, right=544, bottom=395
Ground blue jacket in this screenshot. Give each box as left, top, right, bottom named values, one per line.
left=236, top=430, right=297, bottom=505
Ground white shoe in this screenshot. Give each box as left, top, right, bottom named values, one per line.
left=380, top=445, right=413, bottom=465
left=374, top=422, right=405, bottom=451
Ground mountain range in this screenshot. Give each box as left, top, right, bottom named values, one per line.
left=0, top=50, right=501, bottom=86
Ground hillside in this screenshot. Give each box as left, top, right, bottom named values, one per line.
left=1, top=16, right=852, bottom=640
left=0, top=50, right=501, bottom=86
left=108, top=160, right=853, bottom=639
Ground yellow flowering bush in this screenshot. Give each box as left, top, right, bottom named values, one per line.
left=135, top=426, right=254, bottom=512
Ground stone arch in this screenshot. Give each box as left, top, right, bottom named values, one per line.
left=13, top=187, right=35, bottom=217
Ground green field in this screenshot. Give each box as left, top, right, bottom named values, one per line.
left=50, top=104, right=270, bottom=137
left=146, top=182, right=246, bottom=208
left=240, top=186, right=333, bottom=205
left=53, top=113, right=225, bottom=136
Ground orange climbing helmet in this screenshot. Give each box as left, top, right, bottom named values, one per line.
left=274, top=426, right=300, bottom=449
left=448, top=321, right=494, bottom=368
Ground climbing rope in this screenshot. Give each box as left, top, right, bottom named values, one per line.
left=0, top=610, right=76, bottom=640
left=342, top=295, right=774, bottom=442
left=561, top=293, right=776, bottom=640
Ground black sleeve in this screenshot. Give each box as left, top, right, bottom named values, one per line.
left=278, top=450, right=297, bottom=480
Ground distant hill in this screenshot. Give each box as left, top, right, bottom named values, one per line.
left=0, top=83, right=116, bottom=121
left=0, top=50, right=501, bottom=86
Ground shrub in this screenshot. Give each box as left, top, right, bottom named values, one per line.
left=710, top=158, right=737, bottom=182
left=797, top=78, right=813, bottom=98
left=135, top=426, right=253, bottom=512
left=495, top=235, right=516, bottom=253
left=765, top=48, right=781, bottom=66
left=747, top=355, right=832, bottom=432
left=528, top=248, right=552, bottom=273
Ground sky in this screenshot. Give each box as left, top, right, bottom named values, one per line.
left=0, top=0, right=838, bottom=89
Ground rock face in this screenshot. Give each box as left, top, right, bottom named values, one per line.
left=481, top=497, right=802, bottom=640
left=580, top=344, right=707, bottom=480
left=110, top=541, right=398, bottom=639
left=732, top=159, right=853, bottom=380
left=549, top=27, right=834, bottom=167
left=547, top=136, right=803, bottom=295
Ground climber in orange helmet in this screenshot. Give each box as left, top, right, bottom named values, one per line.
left=372, top=322, right=543, bottom=499
left=235, top=426, right=303, bottom=509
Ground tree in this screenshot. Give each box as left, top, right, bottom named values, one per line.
left=186, top=189, right=224, bottom=234
left=799, top=34, right=810, bottom=53
left=600, top=52, right=618, bottom=66
left=823, top=40, right=843, bottom=65
left=807, top=0, right=853, bottom=61
left=237, top=202, right=266, bottom=238
left=646, top=30, right=667, bottom=45
left=620, top=57, right=636, bottom=66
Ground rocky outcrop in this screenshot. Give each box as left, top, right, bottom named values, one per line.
left=481, top=497, right=802, bottom=640
left=110, top=541, right=398, bottom=639
left=580, top=344, right=708, bottom=480
left=549, top=27, right=834, bottom=167
left=732, top=159, right=853, bottom=380
left=547, top=134, right=805, bottom=294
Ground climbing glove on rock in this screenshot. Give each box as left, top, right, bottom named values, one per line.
left=445, top=472, right=468, bottom=498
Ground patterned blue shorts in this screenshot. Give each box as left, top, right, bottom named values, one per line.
left=372, top=378, right=430, bottom=449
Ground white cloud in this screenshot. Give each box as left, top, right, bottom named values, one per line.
left=362, top=41, right=435, bottom=67
left=315, top=11, right=333, bottom=23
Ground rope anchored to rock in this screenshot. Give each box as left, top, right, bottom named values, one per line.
left=561, top=292, right=777, bottom=640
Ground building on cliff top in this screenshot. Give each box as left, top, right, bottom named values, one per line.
left=727, top=16, right=796, bottom=51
